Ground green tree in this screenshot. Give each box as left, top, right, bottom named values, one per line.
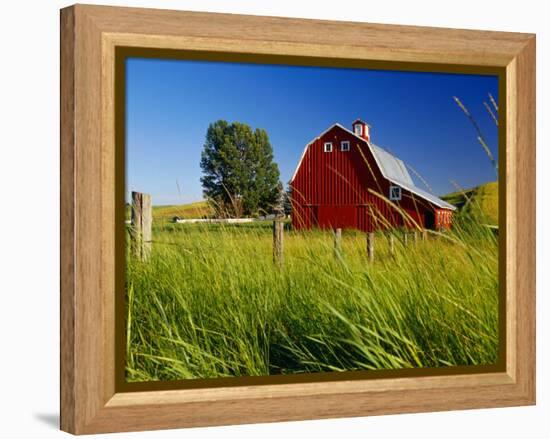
left=200, top=120, right=281, bottom=217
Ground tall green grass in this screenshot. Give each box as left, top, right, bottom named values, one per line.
left=126, top=215, right=498, bottom=382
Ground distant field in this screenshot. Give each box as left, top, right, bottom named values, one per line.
left=151, top=201, right=213, bottom=222
left=152, top=201, right=213, bottom=222
left=442, top=181, right=498, bottom=225
left=126, top=200, right=212, bottom=222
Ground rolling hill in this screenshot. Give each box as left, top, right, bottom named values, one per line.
left=152, top=201, right=213, bottom=222
left=442, top=181, right=498, bottom=225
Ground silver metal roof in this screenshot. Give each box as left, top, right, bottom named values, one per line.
left=369, top=143, right=455, bottom=210
left=390, top=178, right=456, bottom=210
left=370, top=144, right=414, bottom=186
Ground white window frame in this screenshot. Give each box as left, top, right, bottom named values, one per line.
left=341, top=141, right=350, bottom=152
left=323, top=142, right=333, bottom=152
left=354, top=124, right=363, bottom=136
left=389, top=185, right=402, bottom=201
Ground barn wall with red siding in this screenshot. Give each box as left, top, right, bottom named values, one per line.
left=290, top=124, right=453, bottom=232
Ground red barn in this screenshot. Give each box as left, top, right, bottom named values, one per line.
left=289, top=119, right=455, bottom=232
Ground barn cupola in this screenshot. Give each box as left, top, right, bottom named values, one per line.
left=352, top=119, right=371, bottom=142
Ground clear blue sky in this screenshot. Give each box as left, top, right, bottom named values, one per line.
left=126, top=58, right=499, bottom=206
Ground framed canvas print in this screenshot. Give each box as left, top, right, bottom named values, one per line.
left=60, top=4, right=536, bottom=435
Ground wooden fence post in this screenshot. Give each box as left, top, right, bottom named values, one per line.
left=422, top=230, right=428, bottom=241
left=334, top=228, right=342, bottom=256
left=403, top=231, right=408, bottom=246
left=388, top=234, right=394, bottom=254
left=131, top=191, right=152, bottom=261
left=413, top=231, right=418, bottom=245
left=273, top=220, right=284, bottom=266
left=367, top=232, right=374, bottom=262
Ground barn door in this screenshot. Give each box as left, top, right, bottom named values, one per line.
left=425, top=210, right=435, bottom=229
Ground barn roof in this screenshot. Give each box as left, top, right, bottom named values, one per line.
left=370, top=143, right=414, bottom=186
left=391, top=178, right=456, bottom=210
left=290, top=123, right=456, bottom=211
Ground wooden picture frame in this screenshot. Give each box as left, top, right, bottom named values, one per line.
left=60, top=4, right=536, bottom=434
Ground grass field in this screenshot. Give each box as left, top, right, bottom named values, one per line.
left=125, top=185, right=499, bottom=382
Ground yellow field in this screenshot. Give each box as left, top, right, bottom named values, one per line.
left=152, top=201, right=213, bottom=222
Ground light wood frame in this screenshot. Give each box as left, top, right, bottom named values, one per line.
left=60, top=4, right=536, bottom=435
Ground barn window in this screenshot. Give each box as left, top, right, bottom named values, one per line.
left=341, top=141, right=350, bottom=151
left=324, top=142, right=333, bottom=152
left=389, top=185, right=402, bottom=201
left=354, top=124, right=363, bottom=136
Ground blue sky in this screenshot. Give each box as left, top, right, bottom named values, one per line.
left=126, top=58, right=499, bottom=206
